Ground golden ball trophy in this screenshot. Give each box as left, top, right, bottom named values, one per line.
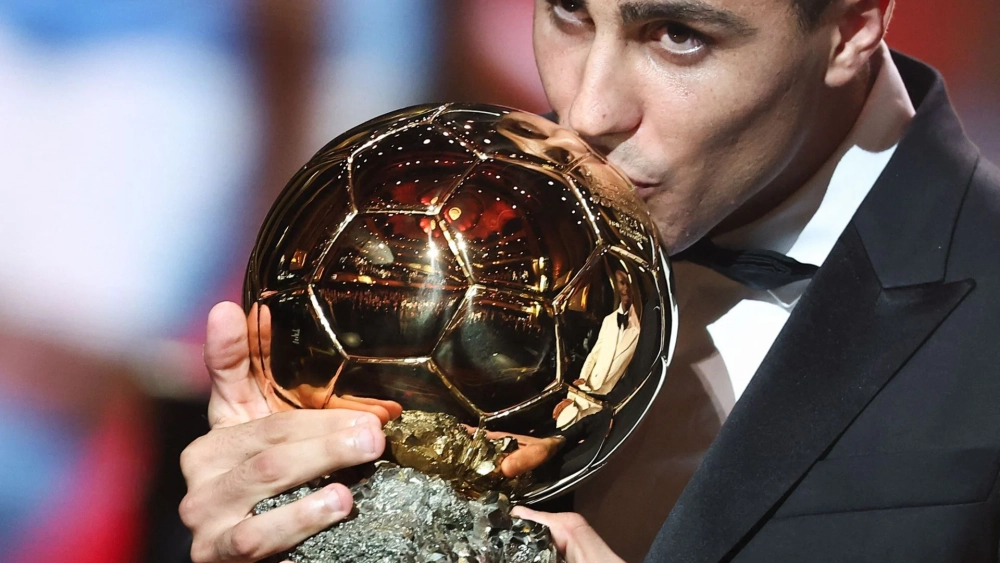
left=243, top=104, right=676, bottom=562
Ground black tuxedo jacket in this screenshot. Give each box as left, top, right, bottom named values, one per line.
left=646, top=52, right=1000, bottom=562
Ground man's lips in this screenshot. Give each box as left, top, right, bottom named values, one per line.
left=630, top=181, right=660, bottom=201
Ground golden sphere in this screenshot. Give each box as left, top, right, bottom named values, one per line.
left=244, top=103, right=676, bottom=501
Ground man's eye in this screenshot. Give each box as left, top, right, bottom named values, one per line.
left=652, top=23, right=707, bottom=55
left=547, top=0, right=588, bottom=24
left=553, top=0, right=584, bottom=12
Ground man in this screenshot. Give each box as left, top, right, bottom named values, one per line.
left=179, top=0, right=1000, bottom=562
left=576, top=269, right=641, bottom=397
left=555, top=269, right=641, bottom=429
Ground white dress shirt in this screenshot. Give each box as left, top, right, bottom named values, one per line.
left=573, top=44, right=917, bottom=563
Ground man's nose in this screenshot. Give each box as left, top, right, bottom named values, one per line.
left=564, top=37, right=641, bottom=146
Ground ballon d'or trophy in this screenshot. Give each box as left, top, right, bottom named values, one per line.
left=243, top=103, right=677, bottom=562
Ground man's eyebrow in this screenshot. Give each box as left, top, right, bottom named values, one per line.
left=619, top=0, right=757, bottom=36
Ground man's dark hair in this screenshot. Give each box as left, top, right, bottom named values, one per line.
left=794, top=0, right=837, bottom=29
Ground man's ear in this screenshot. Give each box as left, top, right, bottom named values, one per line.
left=824, top=0, right=893, bottom=88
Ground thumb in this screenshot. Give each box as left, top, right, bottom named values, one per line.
left=512, top=507, right=619, bottom=563
left=205, top=301, right=270, bottom=427
left=511, top=507, right=578, bottom=552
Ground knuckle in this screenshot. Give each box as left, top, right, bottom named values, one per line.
left=180, top=450, right=202, bottom=487
left=248, top=450, right=286, bottom=485
left=179, top=441, right=204, bottom=478
left=258, top=413, right=293, bottom=444
left=229, top=523, right=264, bottom=559
left=178, top=493, right=201, bottom=527
left=179, top=448, right=195, bottom=474
left=188, top=546, right=206, bottom=563
left=563, top=511, right=587, bottom=525
left=189, top=540, right=214, bottom=563
left=561, top=511, right=592, bottom=537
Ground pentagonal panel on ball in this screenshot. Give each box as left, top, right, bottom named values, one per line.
left=313, top=213, right=468, bottom=358
left=432, top=287, right=558, bottom=414
left=351, top=124, right=478, bottom=213
left=439, top=159, right=597, bottom=297
left=312, top=104, right=442, bottom=160
left=250, top=159, right=353, bottom=297
left=253, top=289, right=345, bottom=410
left=568, top=156, right=658, bottom=267
left=333, top=360, right=478, bottom=425
left=435, top=105, right=588, bottom=171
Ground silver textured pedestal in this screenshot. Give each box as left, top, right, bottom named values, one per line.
left=254, top=464, right=561, bottom=563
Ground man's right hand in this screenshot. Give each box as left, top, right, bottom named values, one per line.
left=178, top=302, right=388, bottom=563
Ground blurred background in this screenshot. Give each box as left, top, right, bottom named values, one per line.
left=0, top=1, right=995, bottom=561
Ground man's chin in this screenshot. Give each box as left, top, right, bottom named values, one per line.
left=653, top=223, right=701, bottom=257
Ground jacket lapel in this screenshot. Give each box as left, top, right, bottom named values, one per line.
left=615, top=323, right=641, bottom=361
left=647, top=52, right=980, bottom=563
left=649, top=226, right=973, bottom=563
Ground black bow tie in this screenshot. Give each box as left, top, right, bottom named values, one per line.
left=617, top=312, right=629, bottom=329
left=674, top=238, right=819, bottom=291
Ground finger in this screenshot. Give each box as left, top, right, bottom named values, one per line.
left=327, top=395, right=401, bottom=425
left=501, top=444, right=550, bottom=477
left=511, top=507, right=562, bottom=534
left=479, top=428, right=536, bottom=443
left=511, top=505, right=544, bottom=520
left=184, top=409, right=383, bottom=479
left=206, top=483, right=353, bottom=563
left=512, top=506, right=586, bottom=532
left=246, top=302, right=265, bottom=397
left=512, top=508, right=621, bottom=563
left=216, top=418, right=385, bottom=506
left=477, top=428, right=510, bottom=440
left=501, top=448, right=539, bottom=477
left=205, top=301, right=270, bottom=428
left=511, top=507, right=577, bottom=552
left=337, top=395, right=403, bottom=422
left=258, top=302, right=273, bottom=379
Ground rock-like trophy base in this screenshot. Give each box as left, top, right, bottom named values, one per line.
left=255, top=464, right=560, bottom=563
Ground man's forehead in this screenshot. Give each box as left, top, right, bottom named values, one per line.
left=583, top=0, right=779, bottom=12
left=579, top=0, right=775, bottom=34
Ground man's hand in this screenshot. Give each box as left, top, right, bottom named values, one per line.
left=179, top=302, right=387, bottom=563
left=497, top=433, right=564, bottom=478
left=467, top=427, right=564, bottom=477
left=512, top=507, right=625, bottom=563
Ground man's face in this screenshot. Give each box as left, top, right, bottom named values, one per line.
left=533, top=0, right=837, bottom=252
left=616, top=270, right=632, bottom=309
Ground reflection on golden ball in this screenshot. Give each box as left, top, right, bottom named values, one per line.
left=244, top=103, right=676, bottom=501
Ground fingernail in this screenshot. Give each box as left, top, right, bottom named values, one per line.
left=321, top=484, right=344, bottom=513
left=352, top=426, right=376, bottom=454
